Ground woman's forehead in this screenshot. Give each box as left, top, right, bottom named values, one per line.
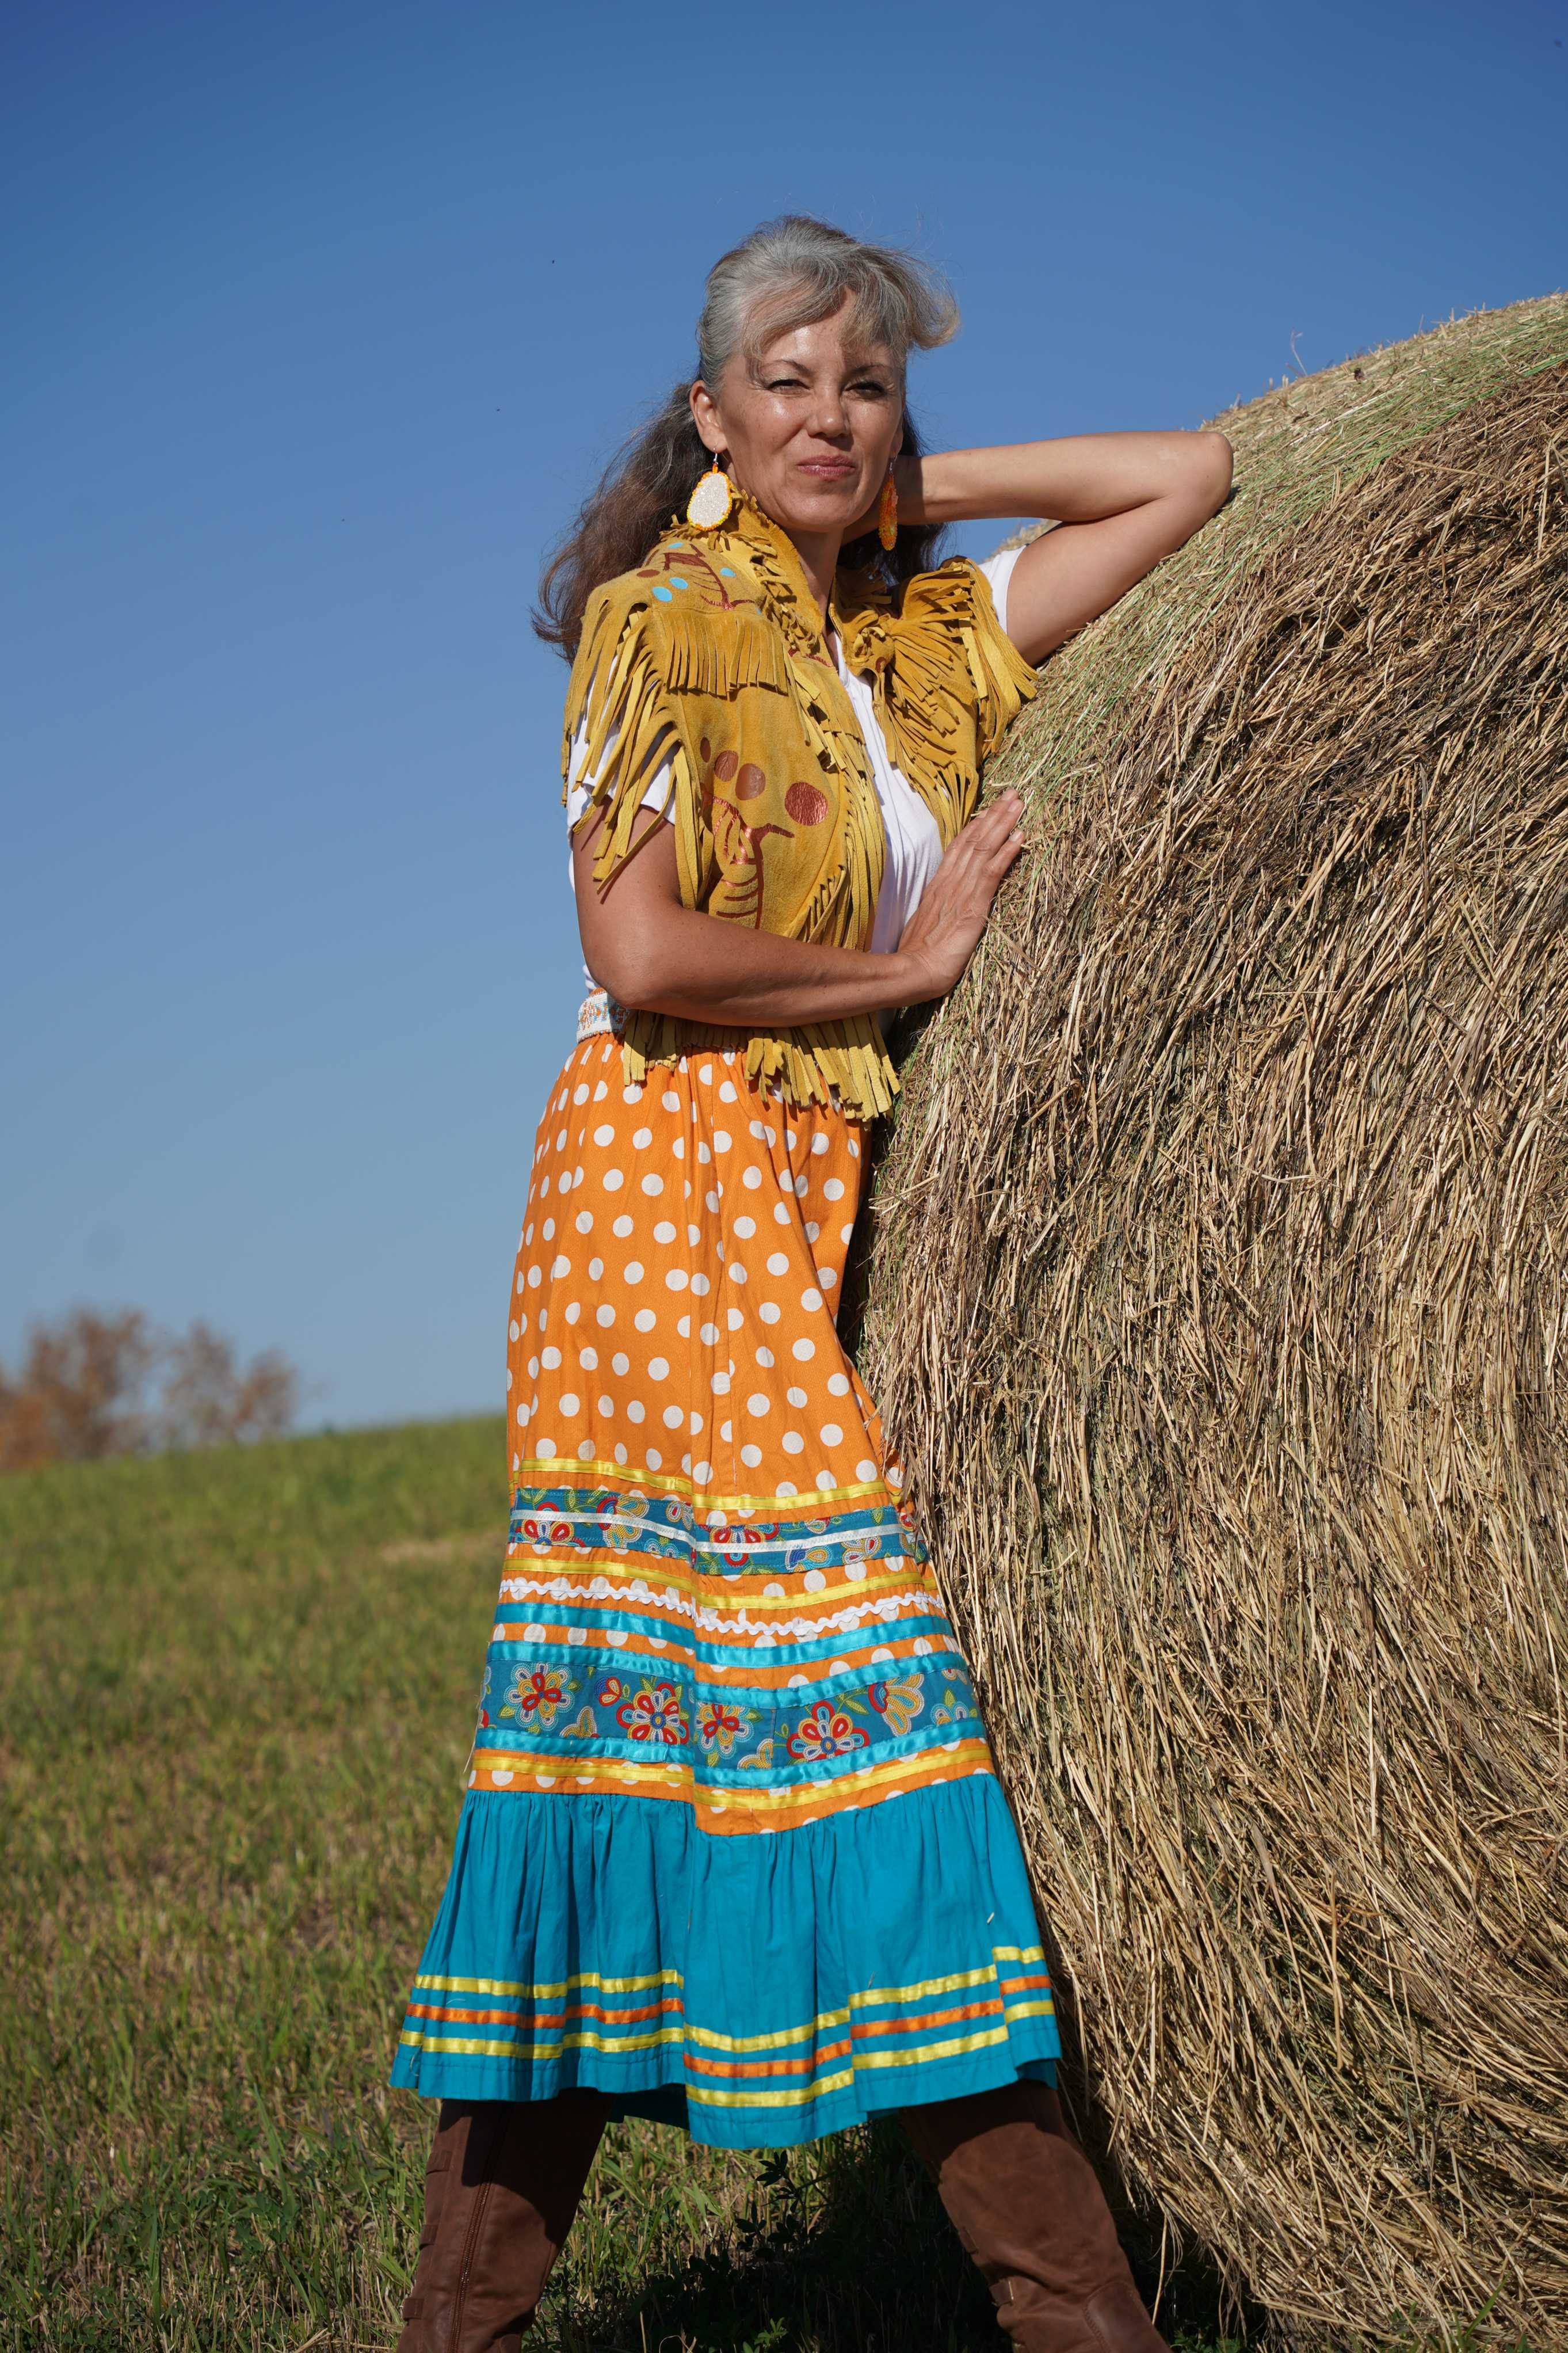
left=747, top=309, right=899, bottom=375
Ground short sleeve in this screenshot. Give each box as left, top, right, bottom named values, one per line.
left=975, top=546, right=1024, bottom=641
left=565, top=713, right=676, bottom=836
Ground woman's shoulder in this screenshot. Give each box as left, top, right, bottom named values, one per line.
left=582, top=528, right=767, bottom=632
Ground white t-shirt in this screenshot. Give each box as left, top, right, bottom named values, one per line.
left=566, top=546, right=1024, bottom=988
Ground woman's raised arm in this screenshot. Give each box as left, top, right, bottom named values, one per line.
left=899, top=431, right=1233, bottom=667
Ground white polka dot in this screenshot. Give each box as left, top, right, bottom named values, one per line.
left=793, top=1175, right=809, bottom=1197
left=728, top=1263, right=748, bottom=1286
left=604, top=1170, right=624, bottom=1191
left=689, top=1410, right=703, bottom=1434
left=666, top=1269, right=689, bottom=1292
left=804, top=1221, right=820, bottom=1243
left=648, top=1357, right=670, bottom=1380
left=645, top=1448, right=662, bottom=1469
left=593, top=1125, right=615, bottom=1146
left=700, top=1322, right=720, bottom=1346
left=654, top=1221, right=677, bottom=1244
left=734, top=1216, right=756, bottom=1238
left=756, top=1347, right=775, bottom=1368
left=705, top=1189, right=720, bottom=1212
left=573, top=1083, right=590, bottom=1105
left=555, top=1130, right=567, bottom=1151
left=693, top=1459, right=712, bottom=1483
left=742, top=1167, right=762, bottom=1191
left=641, top=1172, right=663, bottom=1197
left=593, top=1081, right=608, bottom=1101
left=827, top=1372, right=850, bottom=1396
left=515, top=1404, right=527, bottom=1425
left=818, top=1269, right=837, bottom=1289
left=746, top=1393, right=770, bottom=1417
left=699, top=1064, right=714, bottom=1085
left=612, top=1351, right=630, bottom=1374
left=856, top=1458, right=878, bottom=1481
left=627, top=1401, right=646, bottom=1424
left=727, top=1308, right=743, bottom=1331
left=787, top=1385, right=807, bottom=1407
left=528, top=1356, right=540, bottom=1377
left=719, top=1419, right=734, bottom=1441
left=588, top=1257, right=604, bottom=1279
left=801, top=1289, right=823, bottom=1312
left=711, top=1372, right=731, bottom=1396
left=635, top=1309, right=657, bottom=1332
left=623, top=1084, right=643, bottom=1103
left=613, top=1442, right=628, bottom=1464
left=596, top=1304, right=616, bottom=1327
left=541, top=1346, right=562, bottom=1369
left=597, top=1394, right=615, bottom=1416
left=662, top=1090, right=680, bottom=1111
left=662, top=1404, right=684, bottom=1430
left=527, top=1266, right=542, bottom=1290
left=564, top=1304, right=581, bottom=1324
left=536, top=1438, right=557, bottom=1459
left=823, top=1178, right=845, bottom=1201
left=777, top=1480, right=798, bottom=1498
left=759, top=1301, right=780, bottom=1324
left=820, top=1423, right=843, bottom=1446
left=804, top=1568, right=826, bottom=1591
left=575, top=1211, right=594, bottom=1234
left=717, top=1080, right=738, bottom=1103
left=714, top=1130, right=733, bottom=1153
left=677, top=1313, right=692, bottom=1337
left=741, top=1443, right=762, bottom=1468
left=624, top=1261, right=644, bottom=1285
left=697, top=1143, right=712, bottom=1165
left=612, top=1214, right=634, bottom=1238
left=509, top=1319, right=520, bottom=1341
left=792, top=1338, right=815, bottom=1361
left=577, top=1438, right=594, bottom=1460
left=840, top=1224, right=854, bottom=1244
left=579, top=1346, right=598, bottom=1369
left=848, top=1139, right=860, bottom=1159
left=690, top=1273, right=710, bottom=1296
left=810, top=1134, right=829, bottom=1156
left=766, top=1252, right=789, bottom=1276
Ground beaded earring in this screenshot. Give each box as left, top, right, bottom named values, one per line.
left=878, top=467, right=899, bottom=551
left=687, top=452, right=734, bottom=530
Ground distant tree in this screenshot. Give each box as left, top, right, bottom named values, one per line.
left=158, top=1321, right=299, bottom=1452
left=0, top=1307, right=300, bottom=1474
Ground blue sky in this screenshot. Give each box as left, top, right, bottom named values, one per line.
left=4, top=0, right=1565, bottom=1431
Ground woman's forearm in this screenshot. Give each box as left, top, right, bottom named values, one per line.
left=575, top=818, right=927, bottom=1026
left=899, top=431, right=1231, bottom=527
left=585, top=882, right=922, bottom=1029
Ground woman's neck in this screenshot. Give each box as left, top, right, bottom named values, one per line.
left=731, top=482, right=841, bottom=619
left=783, top=526, right=843, bottom=620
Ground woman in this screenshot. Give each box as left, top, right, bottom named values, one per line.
left=392, top=216, right=1231, bottom=2353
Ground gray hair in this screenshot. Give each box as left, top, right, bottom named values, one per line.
left=696, top=215, right=960, bottom=389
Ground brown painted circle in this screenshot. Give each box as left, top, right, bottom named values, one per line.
left=784, top=780, right=830, bottom=827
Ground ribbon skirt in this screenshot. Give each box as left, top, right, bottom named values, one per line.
left=390, top=1029, right=1060, bottom=2147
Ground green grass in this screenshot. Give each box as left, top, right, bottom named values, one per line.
left=0, top=1421, right=1237, bottom=2352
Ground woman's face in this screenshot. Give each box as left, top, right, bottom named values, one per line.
left=691, top=294, right=903, bottom=544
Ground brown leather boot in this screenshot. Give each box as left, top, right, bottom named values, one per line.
left=396, top=2091, right=609, bottom=2353
left=900, top=2077, right=1169, bottom=2353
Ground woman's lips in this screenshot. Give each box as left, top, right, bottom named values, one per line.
left=798, top=459, right=857, bottom=481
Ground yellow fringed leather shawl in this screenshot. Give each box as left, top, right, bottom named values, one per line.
left=562, top=487, right=1037, bottom=1119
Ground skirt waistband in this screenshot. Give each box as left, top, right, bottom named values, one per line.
left=576, top=986, right=628, bottom=1044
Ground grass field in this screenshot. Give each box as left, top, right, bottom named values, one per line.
left=0, top=1419, right=1237, bottom=2353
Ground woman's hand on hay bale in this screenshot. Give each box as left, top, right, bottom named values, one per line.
left=894, top=789, right=1028, bottom=1004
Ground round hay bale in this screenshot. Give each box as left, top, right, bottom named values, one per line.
left=863, top=294, right=1568, bottom=2348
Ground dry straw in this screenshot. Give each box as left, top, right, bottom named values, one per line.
left=861, top=294, right=1568, bottom=2348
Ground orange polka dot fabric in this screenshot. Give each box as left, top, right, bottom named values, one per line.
left=392, top=1027, right=1061, bottom=2143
